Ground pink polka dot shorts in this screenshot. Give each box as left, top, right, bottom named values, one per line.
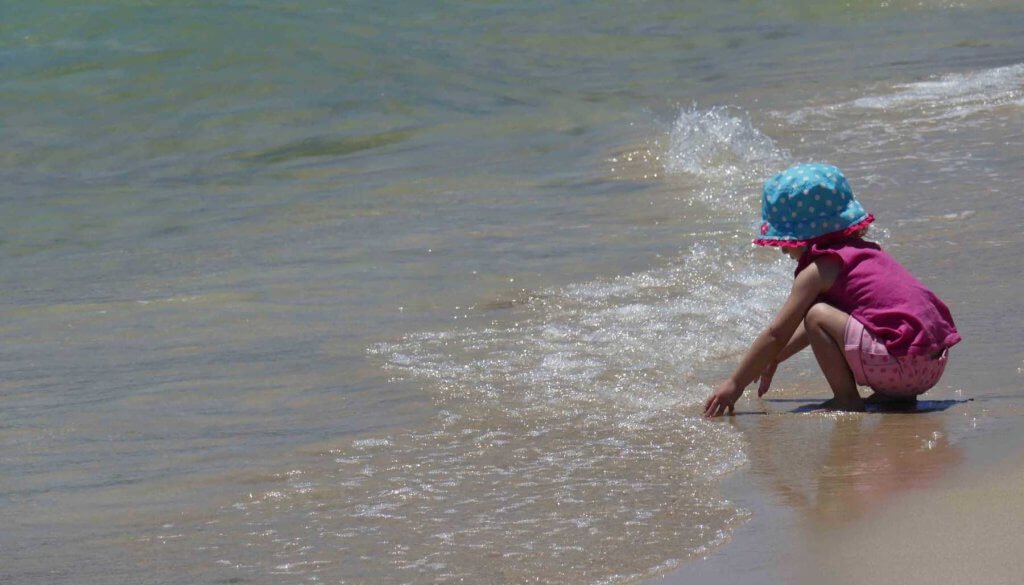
left=843, top=316, right=948, bottom=397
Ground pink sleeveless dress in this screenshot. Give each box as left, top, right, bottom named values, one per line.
left=796, top=239, right=961, bottom=395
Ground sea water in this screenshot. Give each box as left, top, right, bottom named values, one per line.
left=3, top=1, right=1023, bottom=583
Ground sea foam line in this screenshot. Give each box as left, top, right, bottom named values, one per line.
left=851, top=63, right=1024, bottom=111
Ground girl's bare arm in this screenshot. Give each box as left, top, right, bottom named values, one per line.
left=704, top=258, right=838, bottom=417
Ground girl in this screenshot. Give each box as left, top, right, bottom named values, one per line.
left=704, top=163, right=961, bottom=417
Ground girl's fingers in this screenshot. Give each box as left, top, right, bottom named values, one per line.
left=705, top=398, right=721, bottom=418
left=705, top=397, right=734, bottom=418
left=757, top=362, right=777, bottom=397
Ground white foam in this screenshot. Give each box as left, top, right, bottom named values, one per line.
left=851, top=63, right=1024, bottom=112
left=778, top=63, right=1024, bottom=132
left=352, top=437, right=392, bottom=449
left=372, top=239, right=792, bottom=432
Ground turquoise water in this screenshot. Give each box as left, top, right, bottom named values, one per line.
left=3, top=1, right=1024, bottom=583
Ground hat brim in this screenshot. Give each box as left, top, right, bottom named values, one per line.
left=753, top=214, right=874, bottom=247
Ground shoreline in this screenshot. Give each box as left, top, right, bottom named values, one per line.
left=644, top=390, right=1024, bottom=585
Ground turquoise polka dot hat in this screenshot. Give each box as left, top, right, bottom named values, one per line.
left=754, top=163, right=874, bottom=247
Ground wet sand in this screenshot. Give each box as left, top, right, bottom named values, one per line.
left=645, top=389, right=1024, bottom=585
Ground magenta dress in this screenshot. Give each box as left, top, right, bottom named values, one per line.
left=795, top=238, right=961, bottom=394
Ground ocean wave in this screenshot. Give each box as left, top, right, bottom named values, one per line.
left=850, top=63, right=1024, bottom=113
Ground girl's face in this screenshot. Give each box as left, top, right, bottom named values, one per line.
left=782, top=246, right=806, bottom=260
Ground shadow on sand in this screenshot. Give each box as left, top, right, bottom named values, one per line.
left=780, top=398, right=973, bottom=414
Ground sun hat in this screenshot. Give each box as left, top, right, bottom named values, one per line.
left=754, top=162, right=874, bottom=247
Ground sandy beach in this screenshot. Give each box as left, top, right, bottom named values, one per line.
left=646, top=390, right=1024, bottom=585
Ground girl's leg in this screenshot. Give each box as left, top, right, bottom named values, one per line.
left=804, top=303, right=864, bottom=412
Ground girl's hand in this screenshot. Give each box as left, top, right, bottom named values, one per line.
left=704, top=380, right=742, bottom=418
left=757, top=361, right=778, bottom=397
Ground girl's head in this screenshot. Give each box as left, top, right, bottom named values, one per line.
left=753, top=163, right=873, bottom=249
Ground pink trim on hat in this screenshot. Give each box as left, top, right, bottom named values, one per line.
left=752, top=214, right=875, bottom=247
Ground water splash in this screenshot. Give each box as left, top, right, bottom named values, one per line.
left=664, top=106, right=786, bottom=184
left=662, top=106, right=789, bottom=216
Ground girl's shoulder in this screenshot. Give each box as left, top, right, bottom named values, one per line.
left=795, top=237, right=880, bottom=276
left=810, top=237, right=884, bottom=263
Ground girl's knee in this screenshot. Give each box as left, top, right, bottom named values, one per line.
left=804, top=303, right=832, bottom=329
left=805, top=303, right=851, bottom=341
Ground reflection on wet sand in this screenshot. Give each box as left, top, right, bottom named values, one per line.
left=745, top=406, right=963, bottom=526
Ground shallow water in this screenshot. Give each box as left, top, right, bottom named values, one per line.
left=3, top=1, right=1024, bottom=583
